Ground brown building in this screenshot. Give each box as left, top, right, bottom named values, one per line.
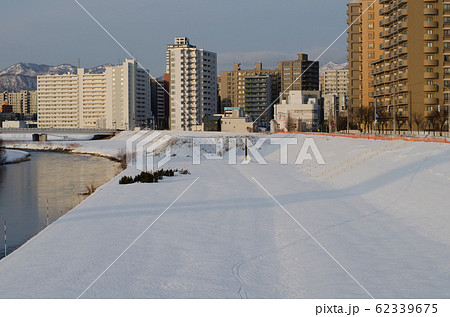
left=1, top=101, right=13, bottom=113
left=150, top=74, right=170, bottom=129
left=371, top=0, right=449, bottom=132
left=278, top=53, right=320, bottom=99
left=347, top=0, right=383, bottom=126
left=218, top=63, right=280, bottom=111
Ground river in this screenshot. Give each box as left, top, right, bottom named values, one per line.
left=0, top=151, right=120, bottom=259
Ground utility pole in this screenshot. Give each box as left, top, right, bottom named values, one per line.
left=393, top=105, right=397, bottom=135
left=447, top=104, right=450, bottom=137
left=374, top=98, right=377, bottom=135
left=347, top=105, right=350, bottom=134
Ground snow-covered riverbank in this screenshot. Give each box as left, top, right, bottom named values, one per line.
left=1, top=149, right=30, bottom=164
left=0, top=132, right=450, bottom=298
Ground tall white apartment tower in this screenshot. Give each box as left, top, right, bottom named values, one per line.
left=105, top=59, right=151, bottom=130
left=166, top=37, right=217, bottom=131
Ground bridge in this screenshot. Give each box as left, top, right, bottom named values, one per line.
left=0, top=128, right=119, bottom=140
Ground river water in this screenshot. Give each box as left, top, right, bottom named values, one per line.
left=0, top=151, right=120, bottom=259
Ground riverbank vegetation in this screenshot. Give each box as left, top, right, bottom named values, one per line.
left=119, top=169, right=190, bottom=185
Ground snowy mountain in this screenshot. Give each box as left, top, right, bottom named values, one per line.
left=0, top=62, right=113, bottom=92
left=319, top=61, right=349, bottom=75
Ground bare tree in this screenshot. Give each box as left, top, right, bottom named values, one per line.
left=360, top=106, right=374, bottom=133
left=412, top=112, right=425, bottom=134
left=376, top=107, right=389, bottom=134
left=286, top=113, right=296, bottom=132
left=426, top=109, right=439, bottom=136
left=433, top=107, right=449, bottom=136
left=394, top=115, right=406, bottom=133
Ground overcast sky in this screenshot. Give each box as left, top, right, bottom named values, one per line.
left=1, top=0, right=350, bottom=74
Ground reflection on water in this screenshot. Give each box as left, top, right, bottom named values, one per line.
left=0, top=151, right=120, bottom=259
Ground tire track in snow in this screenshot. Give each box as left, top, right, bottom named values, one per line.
left=231, top=238, right=307, bottom=299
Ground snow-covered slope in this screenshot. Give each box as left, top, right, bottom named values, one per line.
left=0, top=133, right=449, bottom=298
left=0, top=63, right=113, bottom=92
left=320, top=61, right=349, bottom=75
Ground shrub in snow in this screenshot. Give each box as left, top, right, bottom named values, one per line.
left=119, top=169, right=183, bottom=185
left=119, top=176, right=134, bottom=184
left=178, top=169, right=191, bottom=175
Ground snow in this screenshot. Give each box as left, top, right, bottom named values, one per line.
left=319, top=61, right=349, bottom=75
left=0, top=133, right=449, bottom=298
left=2, top=149, right=30, bottom=164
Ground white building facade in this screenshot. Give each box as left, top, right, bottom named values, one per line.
left=274, top=91, right=320, bottom=132
left=37, top=60, right=151, bottom=130
left=166, top=37, right=217, bottom=131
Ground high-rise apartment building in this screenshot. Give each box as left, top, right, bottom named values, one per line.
left=278, top=53, right=320, bottom=99
left=370, top=0, right=449, bottom=131
left=166, top=37, right=217, bottom=131
left=244, top=75, right=273, bottom=126
left=347, top=0, right=383, bottom=120
left=150, top=74, right=170, bottom=129
left=324, top=70, right=349, bottom=95
left=219, top=63, right=280, bottom=111
left=105, top=60, right=151, bottom=130
left=1, top=90, right=37, bottom=114
left=38, top=60, right=151, bottom=130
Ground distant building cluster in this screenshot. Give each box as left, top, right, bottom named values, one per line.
left=1, top=36, right=352, bottom=132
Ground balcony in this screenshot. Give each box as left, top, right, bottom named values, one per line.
left=424, top=85, right=439, bottom=92
left=424, top=72, right=439, bottom=79
left=398, top=59, right=408, bottom=68
left=424, top=21, right=439, bottom=28
left=398, top=21, right=408, bottom=30
left=424, top=111, right=433, bottom=117
left=424, top=47, right=439, bottom=54
left=398, top=34, right=408, bottom=43
left=398, top=8, right=408, bottom=18
left=424, top=33, right=438, bottom=41
left=424, top=8, right=438, bottom=15
left=424, top=98, right=439, bottom=105
left=398, top=47, right=408, bottom=55
left=424, top=59, right=439, bottom=66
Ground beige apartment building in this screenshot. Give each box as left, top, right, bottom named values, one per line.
left=347, top=0, right=383, bottom=120
left=324, top=70, right=349, bottom=95
left=370, top=0, right=449, bottom=131
left=38, top=60, right=151, bottom=130
left=218, top=62, right=280, bottom=110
